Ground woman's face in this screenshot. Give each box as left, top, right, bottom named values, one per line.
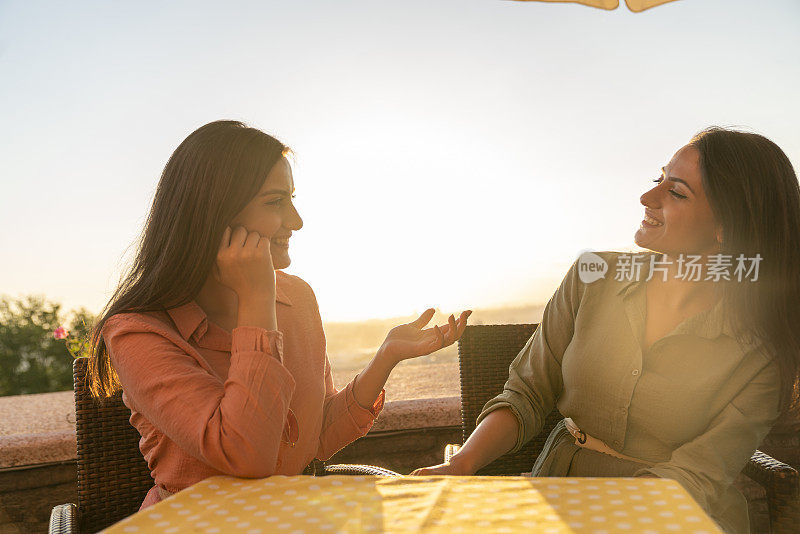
left=634, top=144, right=721, bottom=257
left=231, top=157, right=303, bottom=270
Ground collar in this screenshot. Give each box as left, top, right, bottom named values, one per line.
left=165, top=279, right=292, bottom=348
left=612, top=251, right=737, bottom=342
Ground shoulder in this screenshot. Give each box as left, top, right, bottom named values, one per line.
left=102, top=309, right=181, bottom=346
left=276, top=271, right=319, bottom=306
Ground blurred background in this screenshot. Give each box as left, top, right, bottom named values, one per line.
left=1, top=0, right=798, bottom=393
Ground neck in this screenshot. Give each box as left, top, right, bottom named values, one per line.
left=195, top=277, right=239, bottom=322
left=651, top=252, right=722, bottom=310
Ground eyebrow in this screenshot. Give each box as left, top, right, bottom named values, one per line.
left=257, top=189, right=294, bottom=197
left=661, top=167, right=695, bottom=195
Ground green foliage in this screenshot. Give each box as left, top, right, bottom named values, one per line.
left=0, top=296, right=95, bottom=396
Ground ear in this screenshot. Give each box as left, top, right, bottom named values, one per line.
left=715, top=225, right=724, bottom=247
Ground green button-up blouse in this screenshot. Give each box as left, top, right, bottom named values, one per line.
left=477, top=251, right=780, bottom=533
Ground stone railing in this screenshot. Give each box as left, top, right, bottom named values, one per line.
left=0, top=362, right=462, bottom=533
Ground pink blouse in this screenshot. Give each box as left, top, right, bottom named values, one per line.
left=103, top=271, right=385, bottom=510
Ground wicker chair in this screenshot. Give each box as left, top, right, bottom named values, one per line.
left=446, top=324, right=800, bottom=534
left=49, top=357, right=399, bottom=534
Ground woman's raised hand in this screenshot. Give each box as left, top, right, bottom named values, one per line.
left=377, top=308, right=472, bottom=365
left=214, top=226, right=276, bottom=298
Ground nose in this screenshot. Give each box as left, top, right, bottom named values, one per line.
left=640, top=183, right=662, bottom=209
left=286, top=201, right=303, bottom=231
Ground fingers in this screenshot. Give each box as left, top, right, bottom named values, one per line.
left=409, top=308, right=435, bottom=329
left=229, top=225, right=249, bottom=247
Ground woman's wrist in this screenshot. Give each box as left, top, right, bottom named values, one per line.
left=237, top=294, right=278, bottom=331
left=449, top=451, right=476, bottom=475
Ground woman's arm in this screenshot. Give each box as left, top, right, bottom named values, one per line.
left=412, top=257, right=586, bottom=475
left=106, top=315, right=294, bottom=478
left=411, top=407, right=519, bottom=475
left=315, top=309, right=470, bottom=461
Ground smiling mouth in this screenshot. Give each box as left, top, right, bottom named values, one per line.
left=641, top=214, right=663, bottom=227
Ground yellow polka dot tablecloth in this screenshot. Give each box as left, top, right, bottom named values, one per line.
left=104, top=476, right=722, bottom=533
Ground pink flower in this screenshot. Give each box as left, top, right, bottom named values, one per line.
left=53, top=326, right=69, bottom=340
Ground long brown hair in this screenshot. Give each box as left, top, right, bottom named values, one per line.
left=690, top=127, right=800, bottom=416
left=88, top=120, right=289, bottom=398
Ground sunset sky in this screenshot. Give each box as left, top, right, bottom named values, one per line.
left=1, top=0, right=798, bottom=321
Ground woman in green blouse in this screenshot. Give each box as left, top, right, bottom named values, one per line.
left=412, top=127, right=800, bottom=534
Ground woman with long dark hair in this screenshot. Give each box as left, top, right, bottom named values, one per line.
left=413, top=127, right=800, bottom=534
left=89, top=120, right=470, bottom=509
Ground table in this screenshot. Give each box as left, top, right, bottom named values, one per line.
left=103, top=476, right=722, bottom=533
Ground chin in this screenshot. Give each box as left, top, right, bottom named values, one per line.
left=272, top=256, right=291, bottom=270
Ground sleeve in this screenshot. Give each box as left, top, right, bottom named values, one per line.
left=315, top=356, right=385, bottom=461
left=105, top=316, right=296, bottom=478
left=633, top=358, right=781, bottom=511
left=475, top=258, right=583, bottom=453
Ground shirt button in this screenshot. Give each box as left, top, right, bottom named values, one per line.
left=631, top=369, right=640, bottom=376
left=614, top=440, right=621, bottom=447
left=620, top=407, right=627, bottom=414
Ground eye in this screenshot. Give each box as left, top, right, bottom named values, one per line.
left=652, top=178, right=687, bottom=200
left=264, top=198, right=283, bottom=207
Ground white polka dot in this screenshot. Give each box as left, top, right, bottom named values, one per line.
left=604, top=480, right=618, bottom=485
left=190, top=493, right=203, bottom=499
left=610, top=499, right=624, bottom=505
left=633, top=505, right=647, bottom=512
left=638, top=517, right=654, bottom=524
left=231, top=481, right=244, bottom=486
left=247, top=530, right=263, bottom=534
left=277, top=524, right=291, bottom=530
left=148, top=513, right=163, bottom=519
left=308, top=484, right=320, bottom=490
left=630, top=495, right=643, bottom=500
left=607, top=489, right=620, bottom=494
left=199, top=499, right=211, bottom=505
left=168, top=502, right=183, bottom=508
left=648, top=490, right=662, bottom=495
left=591, top=516, right=607, bottom=522
left=123, top=527, right=139, bottom=532
left=588, top=494, right=600, bottom=500
left=205, top=528, right=220, bottom=534
left=666, top=524, right=681, bottom=531
left=208, top=484, right=220, bottom=489
left=612, top=511, right=629, bottom=517
left=215, top=490, right=228, bottom=495
left=306, top=517, right=319, bottom=523
left=195, top=522, right=210, bottom=528
left=207, top=504, right=219, bottom=510
left=266, top=517, right=278, bottom=522
left=589, top=504, right=602, bottom=511
left=330, top=480, right=342, bottom=486
left=568, top=510, right=583, bottom=516
left=244, top=505, right=257, bottom=511
left=617, top=523, right=632, bottom=530
left=233, top=499, right=246, bottom=504
left=293, top=511, right=306, bottom=517
left=215, top=510, right=229, bottom=515
left=567, top=521, right=584, bottom=528
left=678, top=504, right=692, bottom=510
left=281, top=505, right=294, bottom=511
left=165, top=529, right=179, bottom=534
left=155, top=521, right=169, bottom=527
left=237, top=522, right=251, bottom=528
left=254, top=511, right=267, bottom=516
left=284, top=489, right=297, bottom=495
left=177, top=510, right=190, bottom=516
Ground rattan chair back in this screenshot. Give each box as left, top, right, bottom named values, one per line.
left=73, top=357, right=153, bottom=533
left=457, top=324, right=563, bottom=475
